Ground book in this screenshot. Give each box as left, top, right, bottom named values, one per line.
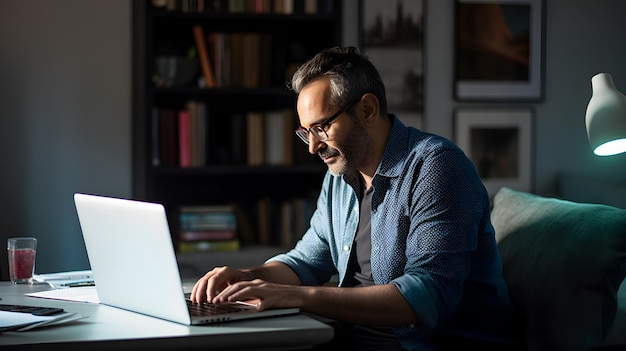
left=187, top=101, right=199, bottom=166
left=273, top=0, right=284, bottom=13
left=246, top=111, right=265, bottom=165
left=208, top=32, right=223, bottom=87
left=185, top=100, right=207, bottom=167
left=159, top=108, right=179, bottom=167
left=229, top=33, right=245, bottom=87
left=178, top=239, right=240, bottom=253
left=180, top=204, right=235, bottom=213
left=178, top=204, right=239, bottom=248
left=228, top=0, right=246, bottom=12
left=179, top=212, right=237, bottom=231
left=231, top=202, right=255, bottom=245
left=194, top=101, right=207, bottom=166
left=279, top=197, right=315, bottom=248
left=304, top=0, right=317, bottom=14
left=192, top=25, right=216, bottom=88
left=242, top=33, right=260, bottom=88
left=283, top=0, right=294, bottom=14
left=179, top=205, right=237, bottom=231
left=230, top=112, right=247, bottom=164
left=264, top=110, right=286, bottom=165
left=282, top=109, right=294, bottom=165
left=206, top=32, right=271, bottom=88
left=258, top=33, right=272, bottom=88
left=178, top=109, right=192, bottom=168
left=264, top=109, right=294, bottom=165
left=179, top=229, right=237, bottom=241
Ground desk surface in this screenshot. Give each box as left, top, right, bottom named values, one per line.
left=0, top=282, right=333, bottom=350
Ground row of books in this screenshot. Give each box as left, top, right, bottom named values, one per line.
left=153, top=0, right=331, bottom=15
left=246, top=109, right=294, bottom=166
left=255, top=196, right=316, bottom=249
left=193, top=26, right=272, bottom=89
left=152, top=102, right=207, bottom=168
left=176, top=196, right=316, bottom=253
left=152, top=105, right=297, bottom=167
left=177, top=205, right=240, bottom=253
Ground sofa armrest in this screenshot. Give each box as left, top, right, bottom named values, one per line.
left=491, top=187, right=626, bottom=351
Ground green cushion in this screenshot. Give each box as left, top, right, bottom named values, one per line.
left=491, top=187, right=626, bottom=350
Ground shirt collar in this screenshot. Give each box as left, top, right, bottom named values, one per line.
left=375, top=114, right=410, bottom=179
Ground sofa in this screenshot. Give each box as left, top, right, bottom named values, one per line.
left=490, top=187, right=626, bottom=350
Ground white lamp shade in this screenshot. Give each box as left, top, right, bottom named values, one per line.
left=585, top=72, right=626, bottom=156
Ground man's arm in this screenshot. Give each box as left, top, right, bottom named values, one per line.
left=213, top=277, right=418, bottom=326
left=241, top=261, right=302, bottom=285
left=300, top=283, right=418, bottom=326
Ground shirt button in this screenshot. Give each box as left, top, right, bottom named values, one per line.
left=343, top=245, right=350, bottom=252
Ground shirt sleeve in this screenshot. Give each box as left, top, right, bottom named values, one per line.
left=382, top=141, right=493, bottom=330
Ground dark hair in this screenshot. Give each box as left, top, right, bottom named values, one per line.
left=288, top=46, right=388, bottom=116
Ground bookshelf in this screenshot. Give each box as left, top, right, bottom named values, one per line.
left=131, top=0, right=341, bottom=255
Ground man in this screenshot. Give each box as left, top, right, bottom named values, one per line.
left=191, top=46, right=517, bottom=350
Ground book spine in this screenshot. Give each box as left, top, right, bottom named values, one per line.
left=246, top=111, right=265, bottom=165
left=159, top=108, right=179, bottom=167
left=180, top=205, right=235, bottom=213
left=192, top=25, right=216, bottom=88
left=178, top=109, right=192, bottom=168
left=180, top=213, right=236, bottom=230
left=264, top=110, right=285, bottom=165
left=195, top=101, right=207, bottom=166
left=179, top=230, right=237, bottom=241
left=178, top=239, right=240, bottom=253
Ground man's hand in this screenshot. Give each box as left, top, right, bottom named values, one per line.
left=211, top=279, right=307, bottom=311
left=189, top=266, right=252, bottom=303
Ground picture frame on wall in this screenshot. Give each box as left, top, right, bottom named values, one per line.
left=454, top=108, right=533, bottom=196
left=454, top=0, right=544, bottom=101
left=360, top=0, right=424, bottom=129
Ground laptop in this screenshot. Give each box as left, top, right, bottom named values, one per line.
left=73, top=193, right=299, bottom=325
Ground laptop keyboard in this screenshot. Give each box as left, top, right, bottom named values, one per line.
left=186, top=300, right=253, bottom=316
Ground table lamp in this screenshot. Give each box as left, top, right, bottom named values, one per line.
left=585, top=72, right=626, bottom=156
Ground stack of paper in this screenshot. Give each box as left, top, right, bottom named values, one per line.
left=26, top=287, right=100, bottom=304
left=0, top=310, right=85, bottom=332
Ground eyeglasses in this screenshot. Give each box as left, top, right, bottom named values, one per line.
left=295, top=100, right=359, bottom=145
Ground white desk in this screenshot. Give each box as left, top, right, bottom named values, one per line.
left=0, top=282, right=333, bottom=350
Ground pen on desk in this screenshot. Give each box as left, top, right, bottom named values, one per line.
left=60, top=281, right=95, bottom=288
left=64, top=275, right=92, bottom=280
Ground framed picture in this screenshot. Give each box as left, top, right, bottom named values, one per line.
left=360, top=0, right=425, bottom=128
left=454, top=108, right=533, bottom=196
left=453, top=0, right=544, bottom=101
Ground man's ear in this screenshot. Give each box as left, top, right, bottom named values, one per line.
left=360, top=93, right=380, bottom=124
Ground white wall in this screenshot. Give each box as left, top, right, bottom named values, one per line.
left=533, top=0, right=626, bottom=196
left=0, top=1, right=131, bottom=277
left=347, top=0, right=626, bottom=198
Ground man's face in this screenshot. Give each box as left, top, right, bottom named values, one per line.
left=296, top=79, right=370, bottom=176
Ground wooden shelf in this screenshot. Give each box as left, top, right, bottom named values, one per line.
left=132, top=0, right=341, bottom=251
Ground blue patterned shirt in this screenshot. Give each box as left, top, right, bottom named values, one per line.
left=267, top=115, right=514, bottom=349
